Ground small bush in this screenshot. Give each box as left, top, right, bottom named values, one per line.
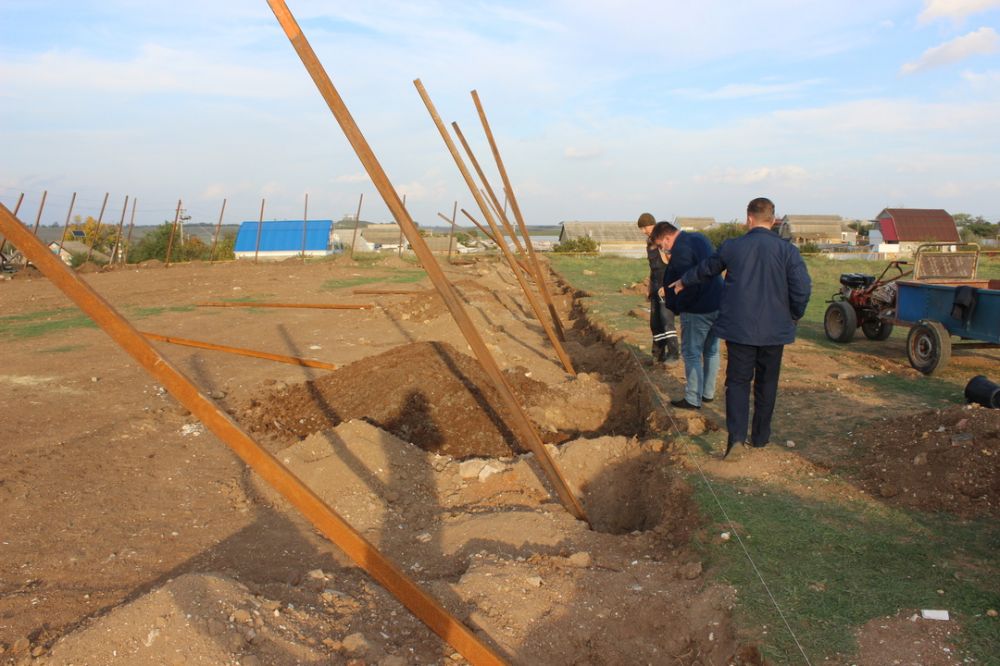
left=554, top=236, right=598, bottom=253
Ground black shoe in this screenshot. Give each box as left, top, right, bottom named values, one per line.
left=723, top=440, right=743, bottom=458
left=663, top=351, right=680, bottom=364
left=652, top=344, right=666, bottom=363
left=670, top=398, right=701, bottom=410
left=701, top=396, right=714, bottom=403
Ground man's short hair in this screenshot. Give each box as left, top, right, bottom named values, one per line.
left=649, top=220, right=678, bottom=242
left=747, top=197, right=775, bottom=221
left=637, top=212, right=656, bottom=228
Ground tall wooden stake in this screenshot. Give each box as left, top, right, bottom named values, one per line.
left=109, top=195, right=129, bottom=264
left=253, top=198, right=265, bottom=263
left=460, top=209, right=531, bottom=276
left=57, top=192, right=77, bottom=255
left=1, top=199, right=501, bottom=666
left=266, top=3, right=586, bottom=532
left=300, top=192, right=309, bottom=261
left=472, top=90, right=566, bottom=340
left=398, top=193, right=406, bottom=257
left=164, top=199, right=182, bottom=267
left=349, top=192, right=364, bottom=258
left=209, top=198, right=227, bottom=262
left=414, top=80, right=575, bottom=374
left=84, top=191, right=109, bottom=265
left=122, top=197, right=137, bottom=265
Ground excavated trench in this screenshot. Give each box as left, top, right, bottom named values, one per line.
left=239, top=276, right=694, bottom=536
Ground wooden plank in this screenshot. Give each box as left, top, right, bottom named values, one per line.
left=142, top=331, right=337, bottom=370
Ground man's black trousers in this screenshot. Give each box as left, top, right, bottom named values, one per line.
left=724, top=341, right=784, bottom=447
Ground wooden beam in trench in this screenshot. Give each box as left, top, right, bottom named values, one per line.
left=141, top=331, right=338, bottom=370
left=264, top=1, right=587, bottom=531
left=0, top=201, right=505, bottom=666
left=196, top=301, right=374, bottom=310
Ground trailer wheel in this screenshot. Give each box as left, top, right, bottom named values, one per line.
left=824, top=302, right=857, bottom=342
left=906, top=321, right=951, bottom=374
left=861, top=318, right=894, bottom=341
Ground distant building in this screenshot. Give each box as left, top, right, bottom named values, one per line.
left=558, top=221, right=646, bottom=257
left=773, top=215, right=848, bottom=245
left=48, top=240, right=111, bottom=265
left=875, top=208, right=959, bottom=254
left=673, top=217, right=715, bottom=231
left=360, top=223, right=410, bottom=251
left=233, top=220, right=337, bottom=260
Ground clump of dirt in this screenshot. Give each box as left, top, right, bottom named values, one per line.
left=381, top=290, right=448, bottom=321
left=137, top=258, right=163, bottom=268
left=241, top=341, right=551, bottom=458
left=620, top=275, right=649, bottom=295
left=850, top=404, right=1000, bottom=517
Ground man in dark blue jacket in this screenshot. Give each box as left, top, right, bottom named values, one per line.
left=650, top=221, right=723, bottom=410
left=671, top=198, right=811, bottom=458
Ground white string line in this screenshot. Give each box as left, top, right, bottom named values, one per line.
left=629, top=347, right=813, bottom=666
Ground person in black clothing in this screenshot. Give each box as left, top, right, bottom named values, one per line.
left=671, top=197, right=811, bottom=458
left=637, top=213, right=679, bottom=364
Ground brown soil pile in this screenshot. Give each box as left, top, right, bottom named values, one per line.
left=850, top=404, right=1000, bottom=517
left=241, top=341, right=550, bottom=457
left=137, top=259, right=163, bottom=268
left=382, top=290, right=448, bottom=321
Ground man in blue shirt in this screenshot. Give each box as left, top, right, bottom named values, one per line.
left=650, top=221, right=722, bottom=410
left=671, top=198, right=811, bottom=458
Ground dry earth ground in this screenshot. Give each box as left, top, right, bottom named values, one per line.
left=2, top=257, right=749, bottom=665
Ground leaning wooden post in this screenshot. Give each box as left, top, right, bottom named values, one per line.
left=415, top=80, right=575, bottom=375
left=109, top=195, right=130, bottom=264
left=0, top=199, right=503, bottom=666
left=266, top=2, right=586, bottom=539
left=122, top=197, right=137, bottom=265
left=451, top=123, right=526, bottom=258
left=349, top=192, right=364, bottom=258
left=460, top=209, right=532, bottom=276
left=472, top=90, right=567, bottom=341
left=398, top=193, right=406, bottom=257
left=300, top=192, right=309, bottom=261
left=164, top=199, right=182, bottom=267
left=0, top=192, right=25, bottom=258
left=446, top=200, right=458, bottom=262
left=84, top=191, right=109, bottom=265
left=56, top=192, right=77, bottom=255
left=209, top=198, right=227, bottom=262
left=253, top=198, right=265, bottom=263
left=19, top=190, right=49, bottom=268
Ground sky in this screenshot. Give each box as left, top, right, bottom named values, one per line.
left=2, top=0, right=999, bottom=230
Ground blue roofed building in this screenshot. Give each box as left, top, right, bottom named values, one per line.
left=233, top=220, right=339, bottom=260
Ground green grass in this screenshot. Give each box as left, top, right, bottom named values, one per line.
left=549, top=255, right=647, bottom=294
left=128, top=305, right=197, bottom=318
left=320, top=270, right=425, bottom=291
left=0, top=308, right=97, bottom=339
left=37, top=344, right=88, bottom=353
left=692, top=481, right=1000, bottom=663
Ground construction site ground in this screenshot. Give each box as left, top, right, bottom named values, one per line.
left=1, top=252, right=998, bottom=665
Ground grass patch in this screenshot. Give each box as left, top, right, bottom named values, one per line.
left=0, top=308, right=97, bottom=339
left=691, top=481, right=1000, bottom=663
left=129, top=305, right=197, bottom=318
left=549, top=255, right=646, bottom=294
left=37, top=343, right=88, bottom=353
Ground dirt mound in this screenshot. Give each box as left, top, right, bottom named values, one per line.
left=382, top=290, right=448, bottom=321
left=75, top=261, right=102, bottom=273
left=241, top=341, right=551, bottom=457
left=137, top=259, right=163, bottom=268
left=850, top=404, right=1000, bottom=517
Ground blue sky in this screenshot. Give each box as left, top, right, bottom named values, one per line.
left=2, top=0, right=999, bottom=229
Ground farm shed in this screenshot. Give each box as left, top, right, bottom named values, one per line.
left=233, top=220, right=336, bottom=260
left=673, top=217, right=715, bottom=231
left=47, top=240, right=111, bottom=265
left=773, top=215, right=847, bottom=245
left=558, top=221, right=647, bottom=257
left=875, top=208, right=959, bottom=254
left=360, top=223, right=410, bottom=251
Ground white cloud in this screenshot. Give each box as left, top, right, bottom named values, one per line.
left=672, top=79, right=824, bottom=100
left=961, top=68, right=1000, bottom=92
left=900, top=27, right=999, bottom=74
left=334, top=172, right=369, bottom=183
left=564, top=146, right=603, bottom=160
left=919, top=0, right=1000, bottom=23
left=694, top=166, right=809, bottom=186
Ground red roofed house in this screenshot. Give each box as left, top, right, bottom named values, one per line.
left=874, top=208, right=959, bottom=254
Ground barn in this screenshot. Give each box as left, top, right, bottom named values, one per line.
left=875, top=208, right=959, bottom=254
left=673, top=217, right=716, bottom=231
left=233, top=220, right=336, bottom=260
left=773, top=215, right=850, bottom=245
left=558, top=221, right=646, bottom=257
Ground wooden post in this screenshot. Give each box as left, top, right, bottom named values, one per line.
left=84, top=191, right=109, bottom=265
left=446, top=200, right=457, bottom=262
left=414, top=80, right=575, bottom=375
left=350, top=192, right=364, bottom=259
left=253, top=198, right=265, bottom=263
left=109, top=195, right=129, bottom=265
left=209, top=198, right=227, bottom=262
left=56, top=192, right=77, bottom=256
left=398, top=193, right=406, bottom=257
left=460, top=209, right=531, bottom=276
left=141, top=331, right=337, bottom=370
left=472, top=90, right=566, bottom=340
left=265, top=3, right=586, bottom=534
left=1, top=199, right=502, bottom=666
left=301, top=192, right=309, bottom=261
left=122, top=197, right=137, bottom=265
left=0, top=192, right=25, bottom=259
left=452, top=123, right=526, bottom=258
left=164, top=199, right=182, bottom=267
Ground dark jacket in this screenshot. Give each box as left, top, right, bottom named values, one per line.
left=681, top=226, right=811, bottom=345
left=646, top=243, right=667, bottom=298
left=663, top=231, right=722, bottom=315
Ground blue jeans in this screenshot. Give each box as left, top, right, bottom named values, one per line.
left=680, top=312, right=720, bottom=406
